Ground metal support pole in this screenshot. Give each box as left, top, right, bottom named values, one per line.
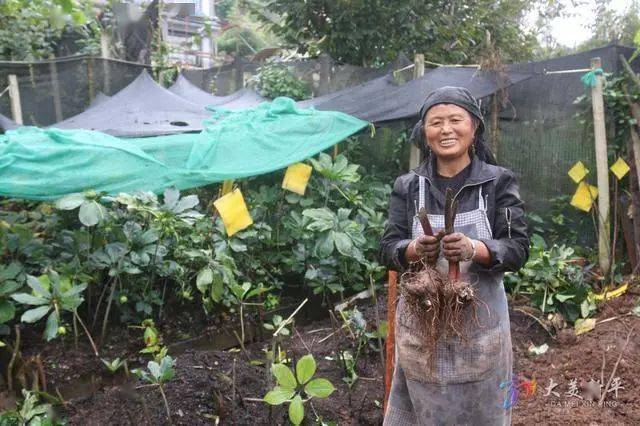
left=49, top=60, right=63, bottom=122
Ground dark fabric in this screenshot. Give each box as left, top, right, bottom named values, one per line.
left=432, top=159, right=472, bottom=196
left=409, top=86, right=497, bottom=165
left=297, top=67, right=531, bottom=124
left=379, top=155, right=529, bottom=273
left=52, top=70, right=212, bottom=137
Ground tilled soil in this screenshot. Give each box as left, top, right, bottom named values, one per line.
left=3, top=285, right=639, bottom=425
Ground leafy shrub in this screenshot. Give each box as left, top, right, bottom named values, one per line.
left=505, top=234, right=597, bottom=323
left=250, top=61, right=309, bottom=100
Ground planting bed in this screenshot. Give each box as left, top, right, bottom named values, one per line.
left=2, top=286, right=639, bottom=425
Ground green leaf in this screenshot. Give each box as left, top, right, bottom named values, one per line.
left=288, top=395, right=304, bottom=426
left=555, top=293, right=575, bottom=302
left=271, top=363, right=297, bottom=389
left=79, top=201, right=106, bottom=226
left=263, top=386, right=295, bottom=405
left=0, top=300, right=15, bottom=324
left=55, top=193, right=85, bottom=210
left=196, top=268, right=213, bottom=293
left=332, top=231, right=353, bottom=256
left=26, top=275, right=50, bottom=297
left=304, top=378, right=335, bottom=398
left=44, top=311, right=59, bottom=341
left=295, top=354, right=316, bottom=385
left=11, top=293, right=48, bottom=306
left=315, top=234, right=334, bottom=257
left=21, top=305, right=51, bottom=323
left=148, top=361, right=162, bottom=382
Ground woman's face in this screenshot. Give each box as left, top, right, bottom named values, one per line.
left=423, top=104, right=477, bottom=162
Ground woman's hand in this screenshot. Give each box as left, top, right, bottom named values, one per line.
left=442, top=232, right=474, bottom=262
left=406, top=231, right=444, bottom=264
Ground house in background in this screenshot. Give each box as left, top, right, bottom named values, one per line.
left=96, top=1, right=220, bottom=67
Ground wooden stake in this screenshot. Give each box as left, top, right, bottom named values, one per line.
left=409, top=54, right=425, bottom=169
left=7, top=74, right=23, bottom=125
left=490, top=93, right=499, bottom=159
left=590, top=57, right=611, bottom=277
left=384, top=270, right=397, bottom=413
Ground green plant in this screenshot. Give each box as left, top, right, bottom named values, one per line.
left=101, top=357, right=125, bottom=374
left=11, top=270, right=97, bottom=354
left=0, top=263, right=23, bottom=341
left=132, top=355, right=176, bottom=423
left=263, top=354, right=335, bottom=425
left=250, top=61, right=309, bottom=100
left=55, top=191, right=107, bottom=227
left=263, top=314, right=290, bottom=336
left=505, top=234, right=597, bottom=323
left=0, top=389, right=62, bottom=426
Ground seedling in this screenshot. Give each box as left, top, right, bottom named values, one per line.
left=132, top=355, right=176, bottom=423
left=0, top=389, right=60, bottom=425
left=101, top=357, right=125, bottom=374
left=263, top=354, right=335, bottom=425
left=263, top=314, right=291, bottom=336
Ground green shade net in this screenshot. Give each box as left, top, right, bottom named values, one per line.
left=0, top=98, right=369, bottom=200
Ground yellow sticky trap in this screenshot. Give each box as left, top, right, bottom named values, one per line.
left=221, top=180, right=234, bottom=196
left=610, top=157, right=630, bottom=180
left=568, top=161, right=589, bottom=183
left=282, top=163, right=313, bottom=195
left=570, top=181, right=598, bottom=212
left=592, top=283, right=628, bottom=301
left=213, top=188, right=253, bottom=237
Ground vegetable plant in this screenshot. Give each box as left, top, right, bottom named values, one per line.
left=263, top=354, right=335, bottom=425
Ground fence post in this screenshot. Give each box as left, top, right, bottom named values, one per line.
left=409, top=54, right=425, bottom=169
left=590, top=57, right=611, bottom=277
left=87, top=58, right=95, bottom=103
left=101, top=33, right=111, bottom=94
left=49, top=60, right=63, bottom=122
left=490, top=93, right=499, bottom=159
left=7, top=74, right=23, bottom=125
left=319, top=54, right=330, bottom=96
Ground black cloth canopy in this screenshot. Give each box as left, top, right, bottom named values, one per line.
left=169, top=74, right=265, bottom=110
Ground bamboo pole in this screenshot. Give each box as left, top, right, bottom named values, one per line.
left=409, top=54, right=425, bottom=169
left=589, top=57, right=611, bottom=277
left=7, top=74, right=23, bottom=124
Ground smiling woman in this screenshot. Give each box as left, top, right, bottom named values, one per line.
left=380, top=86, right=530, bottom=425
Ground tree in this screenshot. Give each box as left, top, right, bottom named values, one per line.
left=0, top=0, right=93, bottom=61
left=246, top=0, right=554, bottom=66
left=578, top=0, right=640, bottom=51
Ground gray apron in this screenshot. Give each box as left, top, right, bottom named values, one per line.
left=384, top=176, right=513, bottom=426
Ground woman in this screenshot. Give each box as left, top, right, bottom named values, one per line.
left=380, top=86, right=529, bottom=425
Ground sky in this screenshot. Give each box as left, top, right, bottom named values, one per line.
left=546, top=0, right=634, bottom=47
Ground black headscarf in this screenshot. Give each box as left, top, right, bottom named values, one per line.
left=409, top=86, right=497, bottom=165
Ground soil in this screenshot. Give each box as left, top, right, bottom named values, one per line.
left=2, top=285, right=639, bottom=425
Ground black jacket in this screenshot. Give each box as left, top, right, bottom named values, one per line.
left=379, top=155, right=529, bottom=273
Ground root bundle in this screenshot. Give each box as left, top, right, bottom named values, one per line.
left=399, top=260, right=480, bottom=367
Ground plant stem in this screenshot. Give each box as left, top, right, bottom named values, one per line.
left=93, top=277, right=111, bottom=328
left=101, top=276, right=119, bottom=342
left=157, top=384, right=172, bottom=424
left=7, top=324, right=20, bottom=392
left=74, top=310, right=100, bottom=357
